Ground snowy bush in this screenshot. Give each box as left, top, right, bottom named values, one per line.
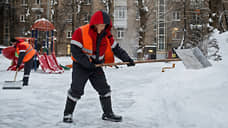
left=207, top=38, right=222, bottom=61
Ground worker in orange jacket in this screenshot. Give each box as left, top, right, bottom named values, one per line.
left=11, top=38, right=36, bottom=86
left=63, top=10, right=135, bottom=123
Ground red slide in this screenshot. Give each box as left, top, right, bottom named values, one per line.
left=2, top=46, right=24, bottom=71
left=37, top=53, right=64, bottom=73
left=7, top=57, right=24, bottom=71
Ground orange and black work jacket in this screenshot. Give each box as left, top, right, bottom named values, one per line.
left=16, top=41, right=36, bottom=67
left=71, top=10, right=133, bottom=69
left=71, top=24, right=115, bottom=64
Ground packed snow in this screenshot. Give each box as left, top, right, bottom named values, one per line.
left=0, top=31, right=228, bottom=128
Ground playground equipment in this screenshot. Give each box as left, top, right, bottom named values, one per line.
left=2, top=18, right=63, bottom=73
left=31, top=18, right=63, bottom=73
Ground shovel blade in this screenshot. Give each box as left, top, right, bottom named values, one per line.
left=175, top=47, right=212, bottom=69
left=2, top=81, right=23, bottom=89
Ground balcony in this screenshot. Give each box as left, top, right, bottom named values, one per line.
left=31, top=8, right=44, bottom=13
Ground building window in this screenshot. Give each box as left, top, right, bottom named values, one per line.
left=66, top=15, right=72, bottom=23
left=160, top=0, right=164, bottom=4
left=21, top=0, right=27, bottom=6
left=35, top=0, right=40, bottom=5
left=67, top=31, right=72, bottom=39
left=67, top=44, right=71, bottom=55
left=172, top=27, right=180, bottom=40
left=158, top=37, right=165, bottom=50
left=192, top=14, right=201, bottom=24
left=154, top=24, right=157, bottom=30
left=85, top=0, right=91, bottom=5
left=117, top=29, right=124, bottom=39
left=115, top=6, right=127, bottom=20
left=5, top=23, right=9, bottom=34
left=4, top=23, right=9, bottom=42
left=84, top=13, right=89, bottom=23
left=190, top=0, right=204, bottom=9
left=172, top=11, right=180, bottom=21
left=20, top=15, right=25, bottom=22
left=136, top=9, right=140, bottom=20
left=36, top=15, right=41, bottom=19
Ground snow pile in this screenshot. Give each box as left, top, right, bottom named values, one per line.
left=0, top=31, right=228, bottom=128
left=208, top=29, right=228, bottom=61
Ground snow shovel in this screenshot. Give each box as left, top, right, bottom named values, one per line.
left=95, top=58, right=181, bottom=67
left=2, top=68, right=23, bottom=89
left=175, top=47, right=212, bottom=69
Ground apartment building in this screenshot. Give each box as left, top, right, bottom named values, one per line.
left=0, top=0, right=12, bottom=46
left=1, top=0, right=228, bottom=59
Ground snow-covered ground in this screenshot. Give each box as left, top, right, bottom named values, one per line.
left=0, top=31, right=228, bottom=128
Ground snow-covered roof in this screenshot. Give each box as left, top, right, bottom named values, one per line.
left=0, top=45, right=7, bottom=49
left=34, top=18, right=49, bottom=23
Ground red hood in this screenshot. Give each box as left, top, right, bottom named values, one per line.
left=89, top=11, right=112, bottom=32
left=17, top=39, right=25, bottom=42
left=15, top=39, right=25, bottom=47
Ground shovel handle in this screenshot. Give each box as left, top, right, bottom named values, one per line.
left=14, top=68, right=19, bottom=81
left=96, top=58, right=181, bottom=67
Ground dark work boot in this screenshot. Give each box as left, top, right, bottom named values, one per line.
left=63, top=114, right=73, bottom=123
left=63, top=97, right=77, bottom=123
left=23, top=76, right=29, bottom=86
left=100, top=96, right=122, bottom=122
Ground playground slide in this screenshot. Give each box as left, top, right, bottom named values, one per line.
left=51, top=53, right=65, bottom=71
left=45, top=53, right=64, bottom=73
left=37, top=53, right=52, bottom=73
left=38, top=53, right=64, bottom=73
left=2, top=46, right=24, bottom=71
left=2, top=46, right=63, bottom=73
left=7, top=56, right=24, bottom=71
left=7, top=63, right=24, bottom=71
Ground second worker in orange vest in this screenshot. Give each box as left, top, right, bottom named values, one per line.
left=11, top=38, right=36, bottom=86
left=63, top=10, right=135, bottom=123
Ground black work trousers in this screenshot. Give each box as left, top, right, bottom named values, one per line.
left=69, top=62, right=111, bottom=99
left=23, top=57, right=34, bottom=85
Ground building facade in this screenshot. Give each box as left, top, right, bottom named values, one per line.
left=0, top=0, right=13, bottom=46
left=1, top=0, right=228, bottom=59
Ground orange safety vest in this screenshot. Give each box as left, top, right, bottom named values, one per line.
left=16, top=42, right=36, bottom=62
left=71, top=24, right=114, bottom=64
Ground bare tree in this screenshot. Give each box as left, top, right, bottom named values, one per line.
left=182, top=0, right=210, bottom=52
left=136, top=0, right=154, bottom=59
left=209, top=0, right=228, bottom=32
left=54, top=0, right=83, bottom=55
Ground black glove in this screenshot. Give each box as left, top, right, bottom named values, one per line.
left=84, top=62, right=96, bottom=70
left=71, top=45, right=96, bottom=71
left=16, top=65, right=20, bottom=69
left=127, top=58, right=135, bottom=67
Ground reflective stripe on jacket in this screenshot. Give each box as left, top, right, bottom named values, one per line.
left=16, top=42, right=36, bottom=62
left=71, top=24, right=114, bottom=64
